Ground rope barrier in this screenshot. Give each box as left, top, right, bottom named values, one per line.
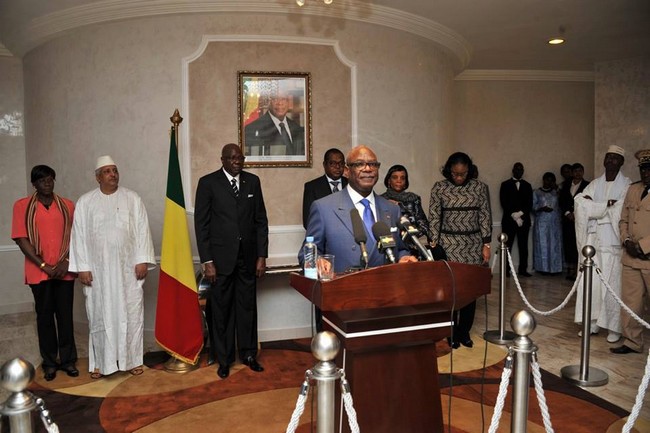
left=285, top=373, right=311, bottom=433
left=502, top=243, right=650, bottom=432
left=594, top=268, right=650, bottom=432
left=340, top=372, right=361, bottom=433
left=487, top=353, right=513, bottom=433
left=531, top=353, right=555, bottom=433
left=506, top=249, right=580, bottom=315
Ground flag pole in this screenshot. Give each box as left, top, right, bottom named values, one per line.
left=162, top=109, right=200, bottom=373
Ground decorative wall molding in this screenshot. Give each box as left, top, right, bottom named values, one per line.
left=456, top=69, right=595, bottom=82
left=180, top=35, right=357, bottom=211
left=0, top=42, right=13, bottom=57
left=0, top=245, right=20, bottom=253
left=17, top=0, right=471, bottom=67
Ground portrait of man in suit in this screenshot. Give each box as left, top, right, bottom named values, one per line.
left=241, top=74, right=309, bottom=163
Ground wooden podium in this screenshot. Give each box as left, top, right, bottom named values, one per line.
left=290, top=260, right=491, bottom=433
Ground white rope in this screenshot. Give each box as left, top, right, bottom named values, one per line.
left=506, top=250, right=579, bottom=316
left=622, top=348, right=650, bottom=432
left=531, top=355, right=555, bottom=433
left=285, top=380, right=310, bottom=433
left=340, top=374, right=361, bottom=433
left=593, top=268, right=650, bottom=432
left=342, top=393, right=360, bottom=433
left=488, top=354, right=513, bottom=433
left=595, top=267, right=650, bottom=331
left=36, top=398, right=60, bottom=433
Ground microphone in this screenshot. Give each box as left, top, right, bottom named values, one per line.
left=350, top=209, right=369, bottom=269
left=398, top=216, right=434, bottom=261
left=371, top=221, right=397, bottom=264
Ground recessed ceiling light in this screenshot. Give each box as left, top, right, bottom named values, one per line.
left=548, top=38, right=565, bottom=45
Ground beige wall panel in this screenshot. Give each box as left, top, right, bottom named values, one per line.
left=452, top=80, right=595, bottom=225
left=595, top=56, right=650, bottom=181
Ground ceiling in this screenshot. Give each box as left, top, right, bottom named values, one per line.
left=1, top=0, right=648, bottom=71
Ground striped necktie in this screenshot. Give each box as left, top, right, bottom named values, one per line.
left=330, top=181, right=340, bottom=193
left=231, top=178, right=239, bottom=197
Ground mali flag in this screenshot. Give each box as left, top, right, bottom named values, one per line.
left=155, top=125, right=204, bottom=364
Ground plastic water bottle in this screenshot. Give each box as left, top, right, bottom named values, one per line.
left=303, top=236, right=318, bottom=279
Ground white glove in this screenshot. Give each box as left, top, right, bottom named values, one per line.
left=511, top=211, right=524, bottom=227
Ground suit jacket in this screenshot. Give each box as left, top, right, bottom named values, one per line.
left=194, top=169, right=269, bottom=275
left=244, top=112, right=305, bottom=156
left=499, top=178, right=533, bottom=229
left=559, top=179, right=590, bottom=215
left=300, top=188, right=409, bottom=272
left=302, top=175, right=348, bottom=228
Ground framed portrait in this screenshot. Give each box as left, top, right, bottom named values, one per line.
left=238, top=71, right=312, bottom=168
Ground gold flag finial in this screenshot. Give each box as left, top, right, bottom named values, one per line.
left=170, top=109, right=183, bottom=127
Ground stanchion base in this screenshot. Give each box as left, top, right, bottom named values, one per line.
left=483, top=330, right=516, bottom=345
left=560, top=365, right=608, bottom=387
left=163, top=356, right=199, bottom=373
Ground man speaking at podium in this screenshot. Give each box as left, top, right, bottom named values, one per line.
left=299, top=145, right=416, bottom=272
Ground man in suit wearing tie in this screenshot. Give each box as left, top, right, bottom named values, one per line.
left=244, top=92, right=305, bottom=157
left=302, top=148, right=348, bottom=229
left=499, top=162, right=533, bottom=277
left=299, top=145, right=416, bottom=272
left=301, top=148, right=347, bottom=331
left=194, top=143, right=269, bottom=379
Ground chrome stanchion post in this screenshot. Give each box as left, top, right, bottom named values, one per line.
left=510, top=310, right=537, bottom=433
left=484, top=233, right=516, bottom=344
left=311, top=331, right=342, bottom=433
left=0, top=357, right=38, bottom=433
left=560, top=245, right=608, bottom=386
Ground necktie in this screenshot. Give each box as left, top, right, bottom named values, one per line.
left=360, top=198, right=375, bottom=242
left=231, top=178, right=239, bottom=197
left=278, top=122, right=292, bottom=148
left=642, top=185, right=649, bottom=201
left=330, top=181, right=340, bottom=193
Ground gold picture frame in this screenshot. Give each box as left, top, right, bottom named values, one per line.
left=238, top=71, right=312, bottom=168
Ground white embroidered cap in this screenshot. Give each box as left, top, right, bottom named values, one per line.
left=606, top=145, right=625, bottom=157
left=95, top=155, right=116, bottom=170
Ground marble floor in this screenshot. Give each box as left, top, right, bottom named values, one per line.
left=474, top=269, right=650, bottom=422
left=1, top=270, right=649, bottom=425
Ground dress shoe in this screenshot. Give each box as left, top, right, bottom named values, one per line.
left=446, top=337, right=460, bottom=350
left=460, top=339, right=474, bottom=348
left=60, top=365, right=79, bottom=377
left=44, top=368, right=57, bottom=381
left=519, top=271, right=532, bottom=277
left=206, top=354, right=216, bottom=366
left=217, top=364, right=229, bottom=379
left=242, top=356, right=264, bottom=372
left=610, top=345, right=641, bottom=354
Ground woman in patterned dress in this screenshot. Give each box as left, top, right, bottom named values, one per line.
left=429, top=152, right=492, bottom=348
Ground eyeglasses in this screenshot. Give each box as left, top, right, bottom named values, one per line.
left=451, top=171, right=468, bottom=179
left=347, top=161, right=381, bottom=170
left=326, top=161, right=345, bottom=168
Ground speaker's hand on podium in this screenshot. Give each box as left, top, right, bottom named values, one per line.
left=398, top=255, right=418, bottom=263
